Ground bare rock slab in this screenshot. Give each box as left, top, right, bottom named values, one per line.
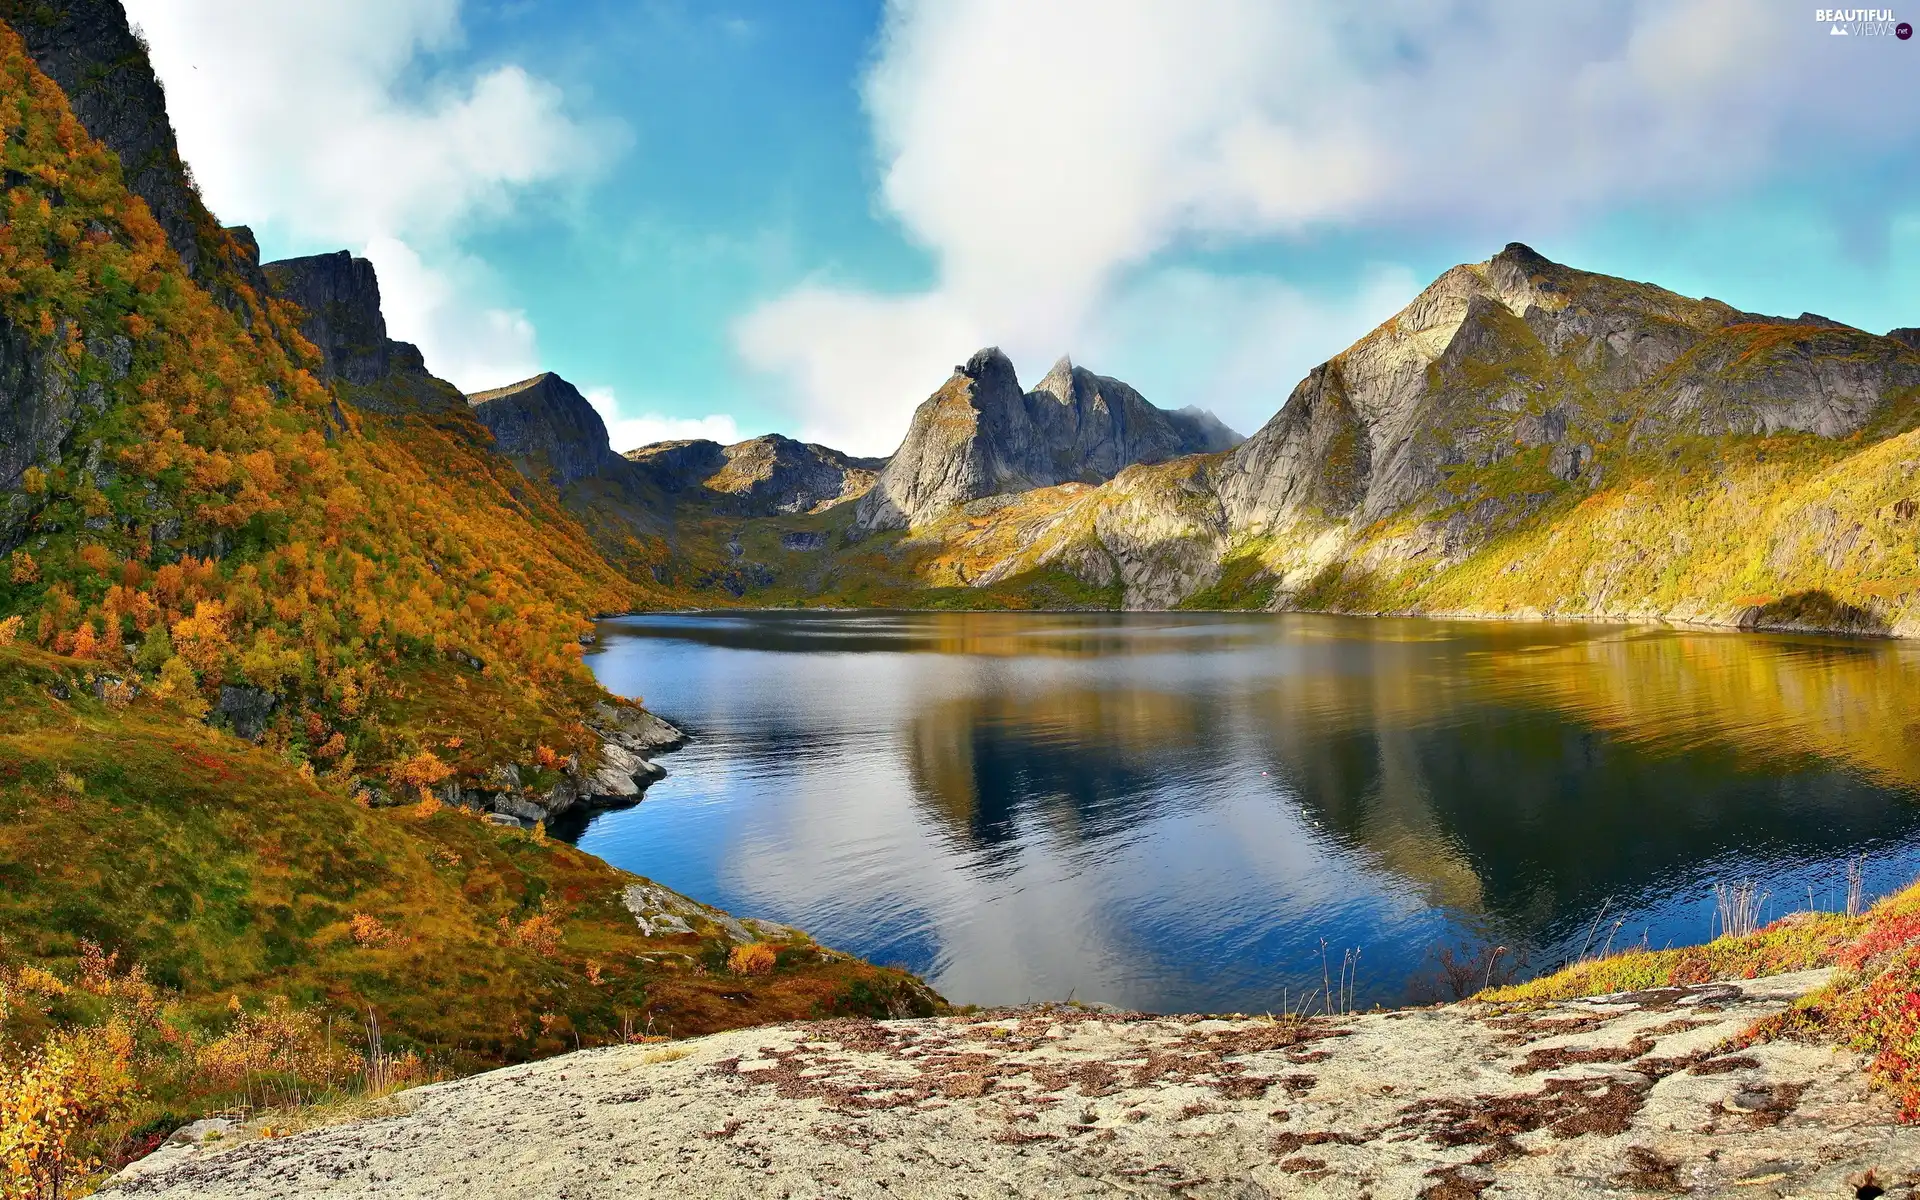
left=100, top=969, right=1920, bottom=1198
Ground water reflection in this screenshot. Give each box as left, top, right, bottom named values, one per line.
left=574, top=612, right=1920, bottom=1012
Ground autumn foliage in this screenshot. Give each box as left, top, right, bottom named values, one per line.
left=0, top=21, right=646, bottom=787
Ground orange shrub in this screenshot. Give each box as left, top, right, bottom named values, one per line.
left=727, top=943, right=778, bottom=977
left=348, top=913, right=399, bottom=948
left=193, top=996, right=361, bottom=1090
left=389, top=750, right=453, bottom=794
left=498, top=901, right=563, bottom=956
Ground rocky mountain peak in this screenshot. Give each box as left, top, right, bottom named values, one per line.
left=466, top=373, right=618, bottom=488
left=1216, top=242, right=1920, bottom=543
left=960, top=345, right=1021, bottom=378
left=1034, top=356, right=1078, bottom=404
left=261, top=252, right=390, bottom=385
left=1490, top=241, right=1554, bottom=275
left=853, top=350, right=1242, bottom=532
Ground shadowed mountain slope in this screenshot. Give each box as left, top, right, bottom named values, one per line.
left=626, top=433, right=885, bottom=516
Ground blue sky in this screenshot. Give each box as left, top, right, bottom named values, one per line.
left=126, top=1, right=1920, bottom=456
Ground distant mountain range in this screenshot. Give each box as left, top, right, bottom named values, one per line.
left=420, top=241, right=1920, bottom=635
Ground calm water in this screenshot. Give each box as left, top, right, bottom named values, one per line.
left=572, top=611, right=1920, bottom=1013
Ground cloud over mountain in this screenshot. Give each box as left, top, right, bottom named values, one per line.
left=740, top=0, right=1920, bottom=455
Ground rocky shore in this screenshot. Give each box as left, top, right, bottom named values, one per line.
left=101, top=968, right=1920, bottom=1198
left=438, top=700, right=688, bottom=826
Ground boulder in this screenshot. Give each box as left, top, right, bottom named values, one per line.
left=213, top=685, right=276, bottom=742
left=590, top=701, right=687, bottom=755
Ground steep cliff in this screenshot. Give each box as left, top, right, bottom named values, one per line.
left=0, top=0, right=215, bottom=280
left=463, top=372, right=676, bottom=558
left=261, top=251, right=466, bottom=415
left=468, top=373, right=628, bottom=487
left=854, top=348, right=1241, bottom=532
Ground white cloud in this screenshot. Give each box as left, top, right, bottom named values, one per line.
left=585, top=388, right=743, bottom=455
left=734, top=286, right=983, bottom=456
left=363, top=238, right=538, bottom=392
left=741, top=0, right=1920, bottom=455
left=125, top=0, right=608, bottom=385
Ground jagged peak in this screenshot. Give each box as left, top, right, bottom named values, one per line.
left=1033, top=355, right=1082, bottom=405
left=959, top=346, right=1017, bottom=384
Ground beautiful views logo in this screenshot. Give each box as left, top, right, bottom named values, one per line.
left=1816, top=7, right=1907, bottom=34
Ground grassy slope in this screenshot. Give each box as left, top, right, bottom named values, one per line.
left=0, top=17, right=671, bottom=793
left=0, top=640, right=938, bottom=1156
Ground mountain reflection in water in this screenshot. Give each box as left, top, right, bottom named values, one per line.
left=573, top=611, right=1920, bottom=1012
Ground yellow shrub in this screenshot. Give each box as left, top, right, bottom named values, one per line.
left=727, top=943, right=778, bottom=977
left=193, top=996, right=361, bottom=1090
left=0, top=615, right=21, bottom=646
left=347, top=914, right=398, bottom=948
left=11, top=967, right=67, bottom=999
left=0, top=1026, right=137, bottom=1200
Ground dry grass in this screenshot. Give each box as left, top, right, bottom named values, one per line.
left=1483, top=879, right=1920, bottom=1122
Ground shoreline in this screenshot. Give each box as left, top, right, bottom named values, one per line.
left=594, top=602, right=1908, bottom=643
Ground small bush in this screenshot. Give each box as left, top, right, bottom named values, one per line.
left=727, top=943, right=777, bottom=977
left=347, top=914, right=399, bottom=948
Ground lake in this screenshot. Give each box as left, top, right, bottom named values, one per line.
left=572, top=610, right=1920, bottom=1013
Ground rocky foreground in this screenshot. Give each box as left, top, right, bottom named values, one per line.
left=104, top=969, right=1918, bottom=1199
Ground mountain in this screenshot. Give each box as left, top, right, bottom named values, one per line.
left=469, top=372, right=631, bottom=487
left=263, top=250, right=468, bottom=414
left=626, top=433, right=885, bottom=516
left=891, top=244, right=1920, bottom=625
left=853, top=348, right=1242, bottom=532
left=0, top=0, right=218, bottom=282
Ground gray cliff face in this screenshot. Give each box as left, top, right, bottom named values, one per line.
left=261, top=251, right=464, bottom=415
left=623, top=439, right=729, bottom=491
left=5, top=0, right=210, bottom=277
left=467, top=373, right=623, bottom=488
left=0, top=313, right=132, bottom=554
left=261, top=252, right=391, bottom=386
left=704, top=434, right=885, bottom=516
left=855, top=348, right=1242, bottom=532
